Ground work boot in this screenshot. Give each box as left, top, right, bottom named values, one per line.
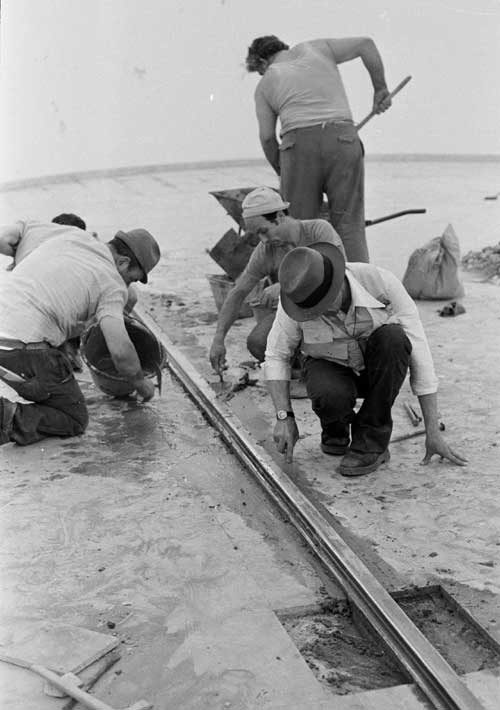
left=0, top=398, right=17, bottom=445
left=339, top=449, right=390, bottom=477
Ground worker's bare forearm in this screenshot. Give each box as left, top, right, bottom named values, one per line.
left=214, top=289, right=247, bottom=341
left=417, top=392, right=440, bottom=431
left=359, top=38, right=387, bottom=91
left=266, top=379, right=292, bottom=413
left=260, top=136, right=281, bottom=175
left=111, top=346, right=145, bottom=386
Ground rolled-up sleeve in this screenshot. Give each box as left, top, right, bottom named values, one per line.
left=379, top=268, right=439, bottom=395
left=264, top=302, right=303, bottom=380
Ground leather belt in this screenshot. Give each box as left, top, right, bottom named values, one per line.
left=0, top=337, right=52, bottom=351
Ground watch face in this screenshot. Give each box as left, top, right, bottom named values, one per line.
left=277, top=410, right=288, bottom=420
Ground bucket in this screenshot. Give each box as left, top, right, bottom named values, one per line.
left=206, top=274, right=253, bottom=319
left=81, top=315, right=166, bottom=397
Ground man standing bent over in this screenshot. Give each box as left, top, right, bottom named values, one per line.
left=246, top=35, right=392, bottom=262
left=0, top=223, right=160, bottom=446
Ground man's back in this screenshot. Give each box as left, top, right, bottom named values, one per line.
left=13, top=220, right=91, bottom=265
left=0, top=230, right=127, bottom=346
left=257, top=41, right=352, bottom=134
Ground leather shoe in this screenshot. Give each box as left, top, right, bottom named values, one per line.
left=339, top=449, right=390, bottom=477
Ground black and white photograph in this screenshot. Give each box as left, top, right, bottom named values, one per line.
left=1, top=1, right=499, bottom=708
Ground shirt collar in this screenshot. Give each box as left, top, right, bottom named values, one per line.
left=345, top=267, right=386, bottom=309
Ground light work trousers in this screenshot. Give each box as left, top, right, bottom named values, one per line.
left=280, top=121, right=368, bottom=263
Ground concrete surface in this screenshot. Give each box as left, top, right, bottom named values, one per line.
left=1, top=166, right=499, bottom=708
left=0, top=372, right=340, bottom=709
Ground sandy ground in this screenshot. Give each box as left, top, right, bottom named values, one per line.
left=1, top=166, right=499, bottom=708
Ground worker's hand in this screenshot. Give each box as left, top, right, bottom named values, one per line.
left=421, top=430, right=468, bottom=467
left=135, top=378, right=155, bottom=402
left=273, top=419, right=299, bottom=464
left=210, top=338, right=227, bottom=374
left=259, top=283, right=280, bottom=309
left=373, top=87, right=392, bottom=114
left=0, top=228, right=21, bottom=257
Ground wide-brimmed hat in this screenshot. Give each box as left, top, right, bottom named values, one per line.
left=242, top=187, right=290, bottom=219
left=114, top=228, right=160, bottom=284
left=278, top=242, right=346, bottom=321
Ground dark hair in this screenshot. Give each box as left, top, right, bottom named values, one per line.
left=52, top=213, right=86, bottom=230
left=108, top=236, right=141, bottom=271
left=262, top=209, right=289, bottom=222
left=246, top=35, right=289, bottom=72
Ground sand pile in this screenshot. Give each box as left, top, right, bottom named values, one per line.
left=461, top=243, right=500, bottom=283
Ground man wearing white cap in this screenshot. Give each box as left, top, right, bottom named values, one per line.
left=265, top=243, right=467, bottom=476
left=209, top=186, right=345, bottom=375
left=0, top=223, right=161, bottom=446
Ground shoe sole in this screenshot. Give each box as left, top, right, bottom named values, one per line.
left=339, top=449, right=390, bottom=477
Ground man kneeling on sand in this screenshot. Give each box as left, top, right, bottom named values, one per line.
left=264, top=242, right=467, bottom=476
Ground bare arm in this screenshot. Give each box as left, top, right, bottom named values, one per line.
left=418, top=392, right=467, bottom=466
left=0, top=224, right=22, bottom=257
left=99, top=316, right=154, bottom=401
left=320, top=37, right=392, bottom=113
left=255, top=90, right=280, bottom=175
left=209, top=270, right=260, bottom=372
left=267, top=380, right=299, bottom=463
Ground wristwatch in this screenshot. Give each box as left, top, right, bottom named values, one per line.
left=276, top=410, right=295, bottom=421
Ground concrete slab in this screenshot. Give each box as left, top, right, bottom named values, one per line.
left=0, top=371, right=339, bottom=708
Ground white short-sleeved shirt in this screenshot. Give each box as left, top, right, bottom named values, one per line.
left=0, top=222, right=128, bottom=347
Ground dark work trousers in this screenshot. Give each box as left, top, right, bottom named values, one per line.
left=279, top=122, right=368, bottom=263
left=302, top=325, right=412, bottom=454
left=0, top=347, right=88, bottom=446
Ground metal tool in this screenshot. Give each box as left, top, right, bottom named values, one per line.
left=0, top=652, right=153, bottom=710
left=0, top=365, right=27, bottom=384
left=365, top=208, right=426, bottom=227
left=404, top=401, right=422, bottom=427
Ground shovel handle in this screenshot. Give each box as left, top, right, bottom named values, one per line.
left=356, top=75, right=412, bottom=131
left=32, top=664, right=118, bottom=710
left=365, top=208, right=426, bottom=227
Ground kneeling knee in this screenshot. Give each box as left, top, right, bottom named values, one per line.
left=246, top=333, right=266, bottom=363
left=371, top=324, right=411, bottom=355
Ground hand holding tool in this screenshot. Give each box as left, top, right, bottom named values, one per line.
left=356, top=75, right=412, bottom=131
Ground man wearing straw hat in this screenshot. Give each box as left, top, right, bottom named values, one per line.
left=246, top=35, right=392, bottom=263
left=209, top=186, right=345, bottom=378
left=0, top=223, right=161, bottom=446
left=264, top=243, right=467, bottom=476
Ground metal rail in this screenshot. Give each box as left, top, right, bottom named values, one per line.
left=136, top=306, right=485, bottom=710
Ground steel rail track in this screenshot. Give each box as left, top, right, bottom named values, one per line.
left=137, top=306, right=485, bottom=710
